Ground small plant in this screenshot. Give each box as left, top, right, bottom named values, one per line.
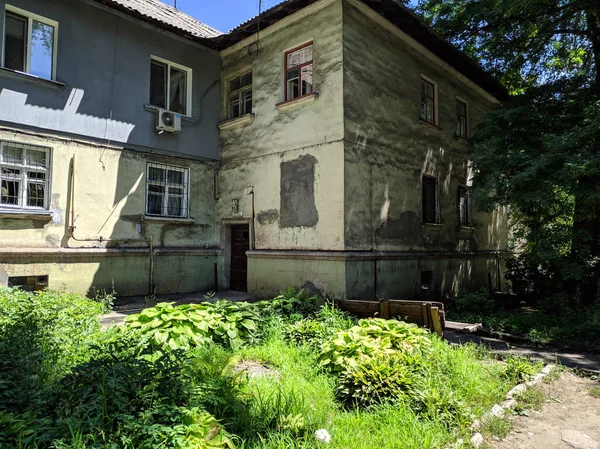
left=502, top=356, right=539, bottom=383
left=90, top=281, right=117, bottom=313
left=513, top=387, right=545, bottom=414
left=336, top=353, right=416, bottom=407
left=590, top=386, right=600, bottom=398
left=481, top=415, right=512, bottom=439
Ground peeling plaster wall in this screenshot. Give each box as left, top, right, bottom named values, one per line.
left=343, top=1, right=507, bottom=253
left=219, top=0, right=345, bottom=252
left=0, top=128, right=221, bottom=295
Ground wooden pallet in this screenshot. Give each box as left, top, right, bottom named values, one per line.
left=335, top=298, right=445, bottom=336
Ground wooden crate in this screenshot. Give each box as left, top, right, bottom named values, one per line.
left=335, top=298, right=445, bottom=335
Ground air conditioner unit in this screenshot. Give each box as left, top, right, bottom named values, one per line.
left=156, top=109, right=182, bottom=133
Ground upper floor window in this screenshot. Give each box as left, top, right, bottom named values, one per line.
left=146, top=162, right=189, bottom=218
left=0, top=141, right=50, bottom=209
left=458, top=185, right=472, bottom=227
left=456, top=99, right=468, bottom=139
left=422, top=175, right=440, bottom=224
left=2, top=6, right=58, bottom=80
left=285, top=42, right=313, bottom=101
left=228, top=71, right=252, bottom=119
left=149, top=56, right=192, bottom=116
left=420, top=78, right=436, bottom=125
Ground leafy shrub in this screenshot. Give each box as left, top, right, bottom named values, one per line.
left=452, top=289, right=495, bottom=315
left=336, top=353, right=417, bottom=407
left=117, top=405, right=236, bottom=449
left=319, top=318, right=431, bottom=372
left=125, top=301, right=261, bottom=351
left=0, top=288, right=102, bottom=412
left=502, top=356, right=539, bottom=383
left=259, top=288, right=320, bottom=316
left=284, top=306, right=354, bottom=348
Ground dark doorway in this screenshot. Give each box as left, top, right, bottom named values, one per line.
left=230, top=224, right=249, bottom=291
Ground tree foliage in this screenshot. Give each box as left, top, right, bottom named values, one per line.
left=411, top=0, right=600, bottom=300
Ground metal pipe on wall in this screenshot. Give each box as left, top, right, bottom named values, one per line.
left=68, top=154, right=155, bottom=295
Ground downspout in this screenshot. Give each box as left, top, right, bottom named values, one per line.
left=247, top=185, right=256, bottom=250
left=68, top=154, right=155, bottom=295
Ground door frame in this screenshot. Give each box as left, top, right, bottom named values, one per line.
left=221, top=218, right=253, bottom=290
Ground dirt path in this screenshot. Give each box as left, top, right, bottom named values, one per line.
left=488, top=373, right=600, bottom=449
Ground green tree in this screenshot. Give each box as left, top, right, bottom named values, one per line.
left=411, top=0, right=600, bottom=300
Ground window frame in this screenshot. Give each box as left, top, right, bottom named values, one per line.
left=456, top=97, right=469, bottom=139
left=149, top=55, right=193, bottom=116
left=420, top=75, right=438, bottom=125
left=2, top=4, right=59, bottom=81
left=145, top=162, right=190, bottom=219
left=0, top=140, right=52, bottom=211
left=422, top=174, right=440, bottom=224
left=284, top=41, right=314, bottom=102
left=227, top=69, right=253, bottom=120
left=457, top=184, right=472, bottom=227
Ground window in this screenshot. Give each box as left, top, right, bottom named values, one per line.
left=421, top=271, right=433, bottom=290
left=420, top=78, right=436, bottom=124
left=228, top=71, right=252, bottom=119
left=422, top=175, right=439, bottom=224
left=0, top=141, right=50, bottom=209
left=456, top=99, right=468, bottom=138
left=2, top=6, right=58, bottom=80
left=146, top=163, right=189, bottom=218
left=149, top=57, right=192, bottom=115
left=285, top=42, right=313, bottom=101
left=458, top=185, right=472, bottom=227
left=9, top=275, right=48, bottom=292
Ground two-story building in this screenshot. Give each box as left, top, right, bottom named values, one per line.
left=0, top=0, right=509, bottom=300
left=214, top=0, right=509, bottom=299
left=0, top=0, right=222, bottom=295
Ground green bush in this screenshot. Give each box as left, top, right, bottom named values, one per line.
left=0, top=288, right=102, bottom=413
left=502, top=356, right=539, bottom=383
left=337, top=353, right=417, bottom=407
left=452, top=289, right=495, bottom=315
left=319, top=318, right=431, bottom=372
left=125, top=300, right=261, bottom=351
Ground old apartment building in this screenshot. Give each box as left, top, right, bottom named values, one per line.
left=0, top=0, right=509, bottom=299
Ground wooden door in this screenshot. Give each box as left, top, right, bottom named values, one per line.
left=230, top=224, right=249, bottom=291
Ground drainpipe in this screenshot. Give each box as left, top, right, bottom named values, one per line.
left=247, top=184, right=256, bottom=250
left=68, top=154, right=155, bottom=295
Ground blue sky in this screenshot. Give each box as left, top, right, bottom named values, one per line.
left=171, top=0, right=283, bottom=33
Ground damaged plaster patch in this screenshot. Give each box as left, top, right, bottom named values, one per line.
left=376, top=211, right=421, bottom=241
left=280, top=155, right=319, bottom=228
left=257, top=209, right=280, bottom=225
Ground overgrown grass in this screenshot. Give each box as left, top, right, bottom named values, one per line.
left=448, top=290, right=600, bottom=350
left=0, top=288, right=541, bottom=449
left=590, top=386, right=600, bottom=398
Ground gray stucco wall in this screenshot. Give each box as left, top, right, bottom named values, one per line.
left=0, top=0, right=221, bottom=160
left=342, top=0, right=508, bottom=253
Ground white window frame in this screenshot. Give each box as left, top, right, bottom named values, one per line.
left=456, top=96, right=469, bottom=139
left=420, top=74, right=439, bottom=126
left=145, top=162, right=190, bottom=218
left=149, top=55, right=193, bottom=116
left=2, top=5, right=59, bottom=80
left=0, top=140, right=51, bottom=210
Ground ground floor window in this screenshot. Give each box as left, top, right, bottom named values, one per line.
left=458, top=185, right=472, bottom=227
left=0, top=141, right=50, bottom=209
left=145, top=162, right=189, bottom=218
left=422, top=175, right=439, bottom=224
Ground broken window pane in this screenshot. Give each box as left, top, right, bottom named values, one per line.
left=30, top=20, right=55, bottom=79
left=4, top=12, right=26, bottom=72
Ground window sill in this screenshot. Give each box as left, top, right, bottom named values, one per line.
left=0, top=67, right=65, bottom=90
left=218, top=113, right=255, bottom=131
left=276, top=93, right=319, bottom=111
left=422, top=222, right=443, bottom=230
left=141, top=215, right=195, bottom=225
left=418, top=119, right=443, bottom=133
left=143, top=105, right=197, bottom=123
left=0, top=209, right=53, bottom=221
left=458, top=226, right=475, bottom=232
left=455, top=135, right=469, bottom=144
